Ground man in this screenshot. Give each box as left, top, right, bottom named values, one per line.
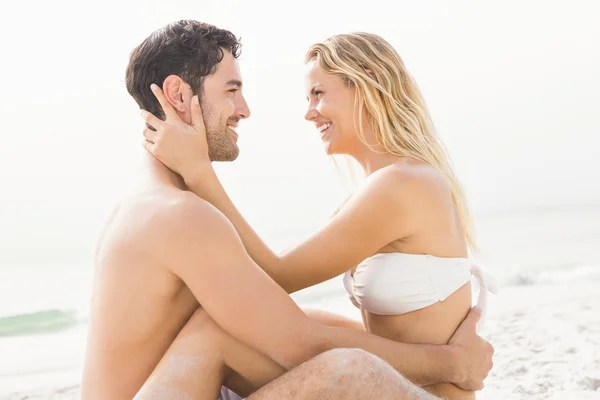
left=82, top=20, right=493, bottom=400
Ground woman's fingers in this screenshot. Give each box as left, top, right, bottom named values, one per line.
left=190, top=95, right=205, bottom=130
left=140, top=109, right=164, bottom=131
left=150, top=83, right=180, bottom=121
left=142, top=139, right=154, bottom=154
left=143, top=127, right=158, bottom=144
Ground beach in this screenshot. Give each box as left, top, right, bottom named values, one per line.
left=483, top=282, right=600, bottom=399
left=3, top=275, right=600, bottom=400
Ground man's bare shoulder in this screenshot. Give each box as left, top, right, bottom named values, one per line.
left=96, top=187, right=228, bottom=264
left=148, top=190, right=234, bottom=244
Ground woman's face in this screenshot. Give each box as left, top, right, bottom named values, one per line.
left=304, top=61, right=361, bottom=155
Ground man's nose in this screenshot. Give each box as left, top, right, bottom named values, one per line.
left=235, top=96, right=251, bottom=119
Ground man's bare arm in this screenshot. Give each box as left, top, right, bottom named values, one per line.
left=150, top=194, right=491, bottom=390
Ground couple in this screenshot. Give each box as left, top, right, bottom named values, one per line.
left=82, top=20, right=495, bottom=400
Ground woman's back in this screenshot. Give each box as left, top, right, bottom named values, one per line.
left=345, top=161, right=477, bottom=399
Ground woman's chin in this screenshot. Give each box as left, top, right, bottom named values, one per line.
left=322, top=135, right=353, bottom=156
left=324, top=144, right=346, bottom=157
left=322, top=139, right=338, bottom=155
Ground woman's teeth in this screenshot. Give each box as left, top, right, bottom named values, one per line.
left=319, top=123, right=331, bottom=135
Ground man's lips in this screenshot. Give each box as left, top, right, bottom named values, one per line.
left=227, top=125, right=239, bottom=139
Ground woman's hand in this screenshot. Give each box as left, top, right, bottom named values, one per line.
left=141, top=84, right=210, bottom=184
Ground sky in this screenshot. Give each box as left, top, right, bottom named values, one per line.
left=0, top=0, right=599, bottom=269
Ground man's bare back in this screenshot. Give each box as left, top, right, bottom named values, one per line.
left=82, top=166, right=200, bottom=399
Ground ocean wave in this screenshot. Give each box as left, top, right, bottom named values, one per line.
left=503, top=264, right=600, bottom=286
left=0, top=309, right=80, bottom=337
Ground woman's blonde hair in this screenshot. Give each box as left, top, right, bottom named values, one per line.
left=306, top=32, right=476, bottom=249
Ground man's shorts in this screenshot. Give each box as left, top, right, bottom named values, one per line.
left=219, top=386, right=243, bottom=400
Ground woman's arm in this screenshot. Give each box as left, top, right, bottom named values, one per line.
left=303, top=308, right=364, bottom=330
left=141, top=86, right=422, bottom=293
left=184, top=164, right=420, bottom=293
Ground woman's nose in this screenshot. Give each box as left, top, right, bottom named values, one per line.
left=304, top=107, right=318, bottom=121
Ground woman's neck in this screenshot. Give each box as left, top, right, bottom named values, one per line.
left=348, top=143, right=407, bottom=176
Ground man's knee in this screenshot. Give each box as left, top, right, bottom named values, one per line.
left=316, top=348, right=393, bottom=376
left=287, top=349, right=411, bottom=399
left=311, top=349, right=427, bottom=399
left=320, top=348, right=378, bottom=362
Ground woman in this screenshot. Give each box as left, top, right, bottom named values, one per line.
left=142, top=32, right=494, bottom=399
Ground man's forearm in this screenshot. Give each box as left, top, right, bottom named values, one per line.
left=320, top=325, right=459, bottom=386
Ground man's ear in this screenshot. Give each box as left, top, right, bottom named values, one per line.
left=162, top=75, right=191, bottom=113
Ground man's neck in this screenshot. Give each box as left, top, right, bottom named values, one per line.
left=141, top=152, right=188, bottom=191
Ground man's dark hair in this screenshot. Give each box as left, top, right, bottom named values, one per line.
left=126, top=20, right=241, bottom=118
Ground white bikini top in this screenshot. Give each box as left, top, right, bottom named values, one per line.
left=343, top=253, right=497, bottom=328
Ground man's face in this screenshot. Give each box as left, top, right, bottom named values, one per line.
left=200, top=51, right=250, bottom=161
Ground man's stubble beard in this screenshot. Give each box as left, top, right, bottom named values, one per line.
left=201, top=101, right=239, bottom=162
